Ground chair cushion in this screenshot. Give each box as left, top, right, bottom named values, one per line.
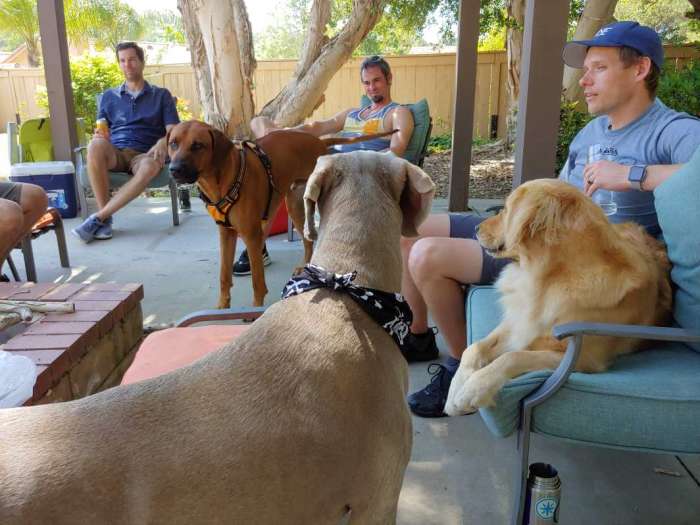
left=466, top=286, right=700, bottom=454
left=121, top=325, right=250, bottom=385
left=402, top=99, right=431, bottom=165
left=654, top=145, right=700, bottom=352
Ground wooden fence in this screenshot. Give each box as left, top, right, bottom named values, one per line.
left=1, top=45, right=697, bottom=139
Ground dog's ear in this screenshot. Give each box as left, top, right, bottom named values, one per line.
left=508, top=182, right=581, bottom=248
left=398, top=160, right=435, bottom=237
left=303, top=156, right=334, bottom=240
left=208, top=127, right=233, bottom=166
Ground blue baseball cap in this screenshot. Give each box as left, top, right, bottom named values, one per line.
left=562, top=21, right=664, bottom=69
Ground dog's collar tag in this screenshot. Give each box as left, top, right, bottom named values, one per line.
left=282, top=264, right=412, bottom=351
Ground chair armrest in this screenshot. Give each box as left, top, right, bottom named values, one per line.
left=175, top=307, right=266, bottom=327
left=553, top=322, right=700, bottom=343
left=522, top=323, right=700, bottom=410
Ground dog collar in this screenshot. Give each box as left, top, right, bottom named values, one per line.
left=282, top=264, right=412, bottom=352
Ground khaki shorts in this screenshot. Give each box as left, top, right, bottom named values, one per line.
left=0, top=181, right=22, bottom=203
left=111, top=146, right=152, bottom=174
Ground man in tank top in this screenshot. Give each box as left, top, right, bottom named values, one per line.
left=237, top=56, right=415, bottom=275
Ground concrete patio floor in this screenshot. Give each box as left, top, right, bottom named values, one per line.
left=7, top=195, right=700, bottom=524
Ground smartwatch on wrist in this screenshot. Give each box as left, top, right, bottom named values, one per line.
left=628, top=165, right=648, bottom=191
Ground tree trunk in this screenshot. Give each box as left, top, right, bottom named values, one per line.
left=26, top=38, right=40, bottom=67
left=178, top=0, right=256, bottom=137
left=562, top=0, right=619, bottom=104
left=259, top=0, right=387, bottom=127
left=688, top=0, right=700, bottom=19
left=505, top=0, right=525, bottom=146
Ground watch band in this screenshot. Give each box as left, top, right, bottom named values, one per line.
left=628, top=165, right=648, bottom=191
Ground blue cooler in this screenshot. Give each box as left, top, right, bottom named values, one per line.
left=10, top=161, right=78, bottom=218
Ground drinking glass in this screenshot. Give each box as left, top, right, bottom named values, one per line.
left=587, top=145, right=618, bottom=216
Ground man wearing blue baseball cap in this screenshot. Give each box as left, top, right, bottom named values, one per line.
left=401, top=20, right=700, bottom=420
left=559, top=21, right=700, bottom=235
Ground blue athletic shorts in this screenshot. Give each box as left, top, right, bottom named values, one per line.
left=448, top=213, right=512, bottom=284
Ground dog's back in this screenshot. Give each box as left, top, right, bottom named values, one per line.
left=0, top=151, right=436, bottom=525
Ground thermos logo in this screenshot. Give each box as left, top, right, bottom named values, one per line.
left=535, top=497, right=558, bottom=520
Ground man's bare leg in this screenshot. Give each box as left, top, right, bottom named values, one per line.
left=18, top=183, right=49, bottom=236
left=0, top=200, right=24, bottom=264
left=86, top=138, right=118, bottom=210
left=1, top=184, right=47, bottom=269
left=399, top=214, right=451, bottom=334
left=250, top=116, right=279, bottom=139
left=93, top=156, right=162, bottom=221
left=409, top=237, right=483, bottom=359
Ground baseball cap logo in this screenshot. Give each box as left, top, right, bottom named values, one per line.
left=595, top=27, right=612, bottom=37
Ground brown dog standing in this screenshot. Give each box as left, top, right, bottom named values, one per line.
left=167, top=120, right=396, bottom=308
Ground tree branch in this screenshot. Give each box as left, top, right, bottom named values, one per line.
left=260, top=0, right=386, bottom=126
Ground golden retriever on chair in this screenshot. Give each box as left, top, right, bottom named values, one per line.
left=445, top=178, right=672, bottom=416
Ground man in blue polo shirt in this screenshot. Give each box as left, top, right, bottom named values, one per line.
left=72, top=42, right=180, bottom=242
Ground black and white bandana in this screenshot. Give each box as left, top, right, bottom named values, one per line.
left=282, top=264, right=413, bottom=351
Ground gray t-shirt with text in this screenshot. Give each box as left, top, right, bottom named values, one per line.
left=559, top=99, right=700, bottom=235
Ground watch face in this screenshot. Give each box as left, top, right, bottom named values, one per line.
left=629, top=165, right=646, bottom=182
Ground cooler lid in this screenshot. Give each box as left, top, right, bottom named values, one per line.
left=10, top=161, right=75, bottom=176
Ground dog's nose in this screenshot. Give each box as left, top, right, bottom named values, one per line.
left=169, top=161, right=198, bottom=184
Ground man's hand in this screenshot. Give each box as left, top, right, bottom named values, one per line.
left=148, top=137, right=168, bottom=167
left=583, top=160, right=631, bottom=196
left=93, top=128, right=110, bottom=141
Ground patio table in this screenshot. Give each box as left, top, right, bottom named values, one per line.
left=0, top=282, right=144, bottom=406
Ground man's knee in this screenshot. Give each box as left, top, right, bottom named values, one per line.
left=0, top=200, right=24, bottom=235
left=250, top=116, right=276, bottom=138
left=408, top=238, right=444, bottom=283
left=87, top=138, right=114, bottom=164
left=20, top=183, right=48, bottom=215
left=133, top=157, right=162, bottom=182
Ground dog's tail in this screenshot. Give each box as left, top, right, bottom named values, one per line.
left=321, top=129, right=398, bottom=148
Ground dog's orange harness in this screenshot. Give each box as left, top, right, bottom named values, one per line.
left=200, top=140, right=276, bottom=228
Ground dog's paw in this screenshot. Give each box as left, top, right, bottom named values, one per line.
left=448, top=368, right=504, bottom=412
left=292, top=265, right=305, bottom=276
left=445, top=366, right=478, bottom=416
left=217, top=299, right=231, bottom=309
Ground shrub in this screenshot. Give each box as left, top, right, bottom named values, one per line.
left=176, top=97, right=193, bottom=121
left=427, top=133, right=452, bottom=154
left=427, top=133, right=499, bottom=155
left=657, top=59, right=700, bottom=117
left=36, top=54, right=122, bottom=137
left=556, top=99, right=593, bottom=173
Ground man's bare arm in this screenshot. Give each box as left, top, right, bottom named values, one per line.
left=150, top=124, right=177, bottom=165
left=294, top=109, right=351, bottom=137
left=387, top=105, right=414, bottom=157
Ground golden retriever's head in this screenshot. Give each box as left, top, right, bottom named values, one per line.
left=477, top=179, right=605, bottom=259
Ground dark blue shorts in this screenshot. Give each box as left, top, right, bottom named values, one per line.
left=449, top=213, right=511, bottom=284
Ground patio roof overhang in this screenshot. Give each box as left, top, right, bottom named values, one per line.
left=39, top=0, right=569, bottom=201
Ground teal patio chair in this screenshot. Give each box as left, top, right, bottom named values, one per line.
left=463, top=148, right=700, bottom=524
